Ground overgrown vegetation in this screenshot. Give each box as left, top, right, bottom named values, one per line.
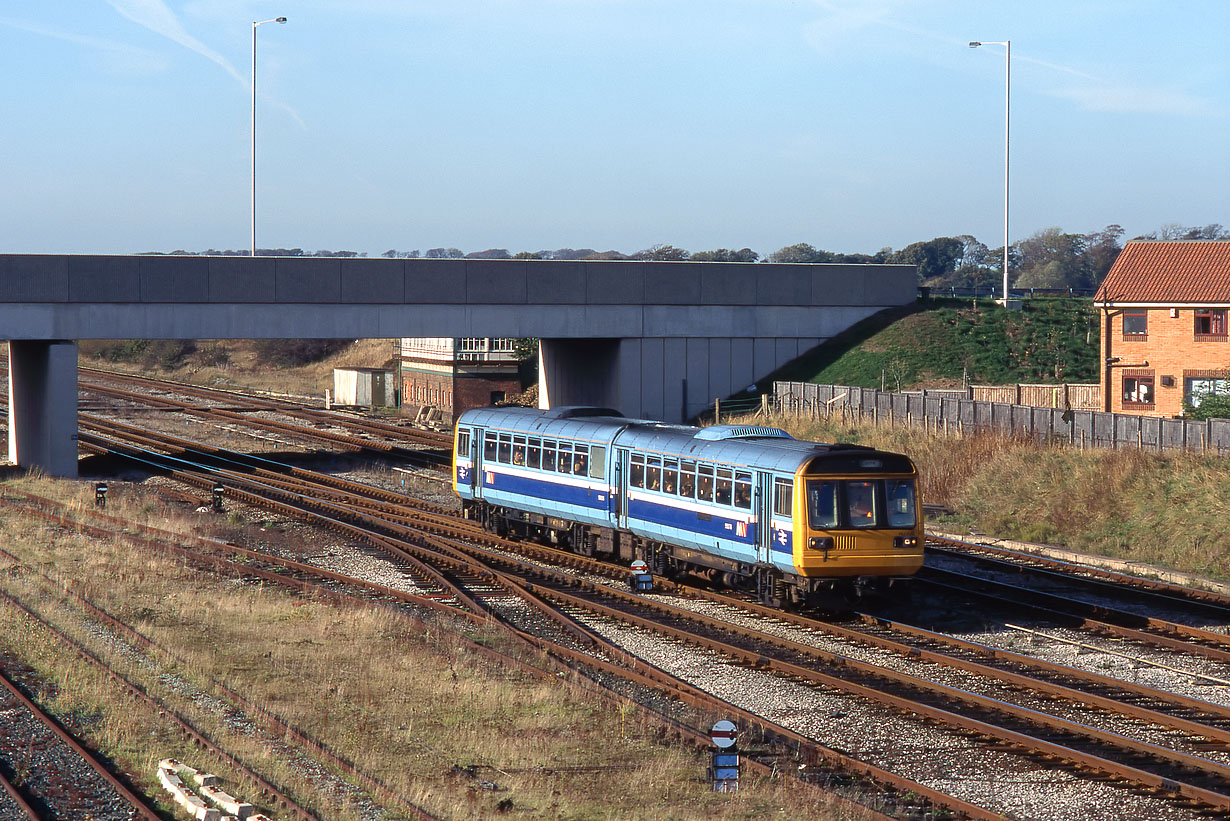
left=79, top=339, right=197, bottom=370
left=252, top=338, right=353, bottom=368
left=753, top=411, right=1230, bottom=581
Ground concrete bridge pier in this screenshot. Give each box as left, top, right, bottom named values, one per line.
left=539, top=336, right=821, bottom=423
left=7, top=340, right=78, bottom=477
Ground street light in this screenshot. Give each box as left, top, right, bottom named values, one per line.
left=969, top=39, right=1010, bottom=303
left=252, top=16, right=287, bottom=257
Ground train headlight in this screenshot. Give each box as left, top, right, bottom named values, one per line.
left=894, top=536, right=917, bottom=548
left=808, top=536, right=834, bottom=551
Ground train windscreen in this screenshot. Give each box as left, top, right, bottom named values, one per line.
left=806, top=479, right=916, bottom=529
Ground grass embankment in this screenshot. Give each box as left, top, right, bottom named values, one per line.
left=763, top=298, right=1100, bottom=390
left=0, top=477, right=872, bottom=820
left=755, top=412, right=1230, bottom=581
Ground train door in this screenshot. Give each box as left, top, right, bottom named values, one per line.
left=755, top=471, right=774, bottom=564
left=612, top=447, right=630, bottom=529
left=470, top=427, right=485, bottom=500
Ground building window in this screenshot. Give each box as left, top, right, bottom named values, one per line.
left=1122, top=376, right=1154, bottom=406
left=1185, top=377, right=1230, bottom=408
left=1122, top=310, right=1147, bottom=339
left=1194, top=309, right=1227, bottom=338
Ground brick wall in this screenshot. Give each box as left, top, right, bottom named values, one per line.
left=1101, top=307, right=1230, bottom=417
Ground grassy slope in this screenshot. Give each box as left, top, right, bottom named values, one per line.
left=763, top=298, right=1101, bottom=390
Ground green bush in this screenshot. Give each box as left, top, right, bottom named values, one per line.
left=1185, top=393, right=1230, bottom=421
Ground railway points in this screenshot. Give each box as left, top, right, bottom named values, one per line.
left=2, top=366, right=1228, bottom=819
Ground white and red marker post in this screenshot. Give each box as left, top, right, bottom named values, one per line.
left=629, top=559, right=653, bottom=593
left=708, top=720, right=740, bottom=792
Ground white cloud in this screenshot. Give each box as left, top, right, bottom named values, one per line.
left=104, top=0, right=247, bottom=86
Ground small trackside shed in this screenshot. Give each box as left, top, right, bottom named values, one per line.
left=332, top=367, right=396, bottom=407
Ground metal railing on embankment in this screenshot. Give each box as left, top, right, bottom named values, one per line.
left=772, top=381, right=1230, bottom=455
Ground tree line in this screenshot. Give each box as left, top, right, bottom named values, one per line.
left=147, top=221, right=1229, bottom=293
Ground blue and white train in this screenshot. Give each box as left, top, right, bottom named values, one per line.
left=453, top=406, right=923, bottom=608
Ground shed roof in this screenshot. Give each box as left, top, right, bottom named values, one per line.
left=1094, top=241, right=1230, bottom=305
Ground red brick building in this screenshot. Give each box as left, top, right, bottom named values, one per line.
left=398, top=338, right=524, bottom=422
left=1094, top=241, right=1230, bottom=417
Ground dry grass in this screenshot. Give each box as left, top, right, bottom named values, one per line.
left=747, top=410, right=1230, bottom=581
left=84, top=338, right=400, bottom=401
left=0, top=477, right=876, bottom=820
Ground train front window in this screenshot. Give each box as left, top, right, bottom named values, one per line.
left=846, top=481, right=877, bottom=528
left=886, top=480, right=917, bottom=528
left=806, top=481, right=838, bottom=529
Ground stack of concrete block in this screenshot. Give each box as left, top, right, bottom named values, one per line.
left=157, top=759, right=259, bottom=820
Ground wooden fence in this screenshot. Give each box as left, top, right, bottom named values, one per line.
left=772, top=381, right=1230, bottom=454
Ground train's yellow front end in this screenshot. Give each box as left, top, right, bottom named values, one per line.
left=789, top=454, right=925, bottom=580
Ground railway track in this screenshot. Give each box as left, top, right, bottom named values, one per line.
left=66, top=413, right=1230, bottom=817
left=0, top=655, right=160, bottom=821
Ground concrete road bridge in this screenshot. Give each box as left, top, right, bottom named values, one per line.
left=0, top=254, right=917, bottom=476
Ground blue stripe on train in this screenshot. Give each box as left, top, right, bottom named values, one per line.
left=628, top=497, right=757, bottom=546
left=484, top=469, right=608, bottom=511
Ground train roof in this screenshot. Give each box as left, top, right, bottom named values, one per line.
left=457, top=406, right=911, bottom=473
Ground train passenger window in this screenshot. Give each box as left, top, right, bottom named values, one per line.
left=679, top=461, right=696, bottom=498
left=589, top=446, right=606, bottom=479
left=697, top=464, right=714, bottom=501
left=457, top=429, right=471, bottom=459
left=734, top=472, right=752, bottom=510
left=557, top=442, right=573, bottom=473
left=662, top=460, right=678, bottom=495
left=846, top=481, right=877, bottom=528
left=542, top=440, right=557, bottom=472
left=497, top=433, right=511, bottom=464
left=885, top=480, right=917, bottom=528
left=773, top=479, right=793, bottom=516
left=806, top=481, right=837, bottom=528
left=527, top=437, right=541, bottom=469
left=573, top=445, right=588, bottom=476
left=646, top=456, right=661, bottom=491
left=484, top=432, right=497, bottom=461
left=512, top=435, right=526, bottom=466
left=631, top=454, right=645, bottom=488
left=715, top=468, right=733, bottom=506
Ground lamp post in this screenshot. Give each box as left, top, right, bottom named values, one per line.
left=969, top=39, right=1010, bottom=303
left=252, top=16, right=287, bottom=257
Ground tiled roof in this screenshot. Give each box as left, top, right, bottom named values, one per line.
left=1095, top=241, right=1230, bottom=304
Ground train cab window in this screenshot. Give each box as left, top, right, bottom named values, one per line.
left=715, top=468, right=733, bottom=506
left=512, top=435, right=526, bottom=466
left=806, top=481, right=838, bottom=529
left=589, top=446, right=606, bottom=479
left=734, top=472, right=752, bottom=510
left=773, top=479, right=793, bottom=517
left=662, top=460, right=678, bottom=495
left=527, top=437, right=541, bottom=469
left=542, top=440, right=557, bottom=472
left=457, top=429, right=471, bottom=459
left=679, top=461, right=696, bottom=498
left=557, top=442, right=573, bottom=473
left=646, top=457, right=662, bottom=491
left=886, top=480, right=917, bottom=528
left=573, top=445, right=588, bottom=476
left=846, top=481, right=878, bottom=528
left=497, top=433, right=512, bottom=464
left=696, top=464, right=714, bottom=502
left=484, top=432, right=497, bottom=461
left=631, top=454, right=645, bottom=488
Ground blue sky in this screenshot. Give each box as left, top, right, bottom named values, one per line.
left=2, top=1, right=1227, bottom=257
